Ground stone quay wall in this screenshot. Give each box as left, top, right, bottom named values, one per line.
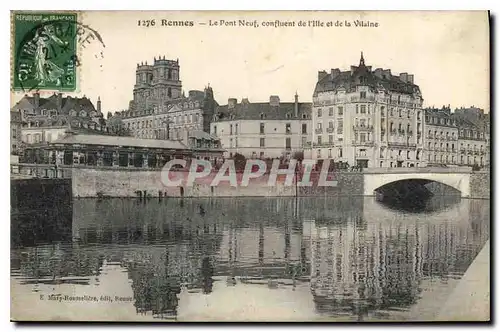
left=57, top=167, right=490, bottom=199
left=72, top=168, right=364, bottom=198
left=469, top=171, right=490, bottom=199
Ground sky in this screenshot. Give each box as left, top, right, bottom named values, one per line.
left=10, top=11, right=490, bottom=113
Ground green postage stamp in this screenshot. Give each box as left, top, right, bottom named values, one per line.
left=12, top=12, right=78, bottom=92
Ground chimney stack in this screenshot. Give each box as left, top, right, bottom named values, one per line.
left=330, top=68, right=341, bottom=80
left=34, top=92, right=40, bottom=109
left=228, top=98, right=237, bottom=109
left=97, top=96, right=101, bottom=113
left=399, top=73, right=408, bottom=83
left=56, top=92, right=63, bottom=111
left=294, top=92, right=299, bottom=118
left=269, top=95, right=280, bottom=107
left=407, top=74, right=414, bottom=84
left=318, top=70, right=328, bottom=81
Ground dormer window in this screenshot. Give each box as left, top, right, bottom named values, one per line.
left=260, top=113, right=264, bottom=120
left=360, top=91, right=366, bottom=99
left=302, top=114, right=306, bottom=119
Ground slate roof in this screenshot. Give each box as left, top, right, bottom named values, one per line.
left=214, top=100, right=312, bottom=122
left=51, top=134, right=189, bottom=150
left=11, top=93, right=99, bottom=115
left=189, top=130, right=219, bottom=141
left=314, top=54, right=421, bottom=96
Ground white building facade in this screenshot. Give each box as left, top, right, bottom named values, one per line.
left=308, top=53, right=425, bottom=168
left=210, top=95, right=312, bottom=159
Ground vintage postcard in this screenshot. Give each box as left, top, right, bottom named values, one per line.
left=10, top=11, right=490, bottom=322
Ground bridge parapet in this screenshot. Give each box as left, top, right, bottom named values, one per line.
left=362, top=167, right=473, bottom=174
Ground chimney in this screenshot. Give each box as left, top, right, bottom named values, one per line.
left=97, top=96, right=101, bottom=113
left=294, top=92, right=299, bottom=118
left=383, top=69, right=391, bottom=78
left=407, top=74, right=414, bottom=84
left=228, top=98, right=237, bottom=109
left=399, top=73, right=408, bottom=83
left=330, top=68, right=341, bottom=80
left=373, top=68, right=384, bottom=78
left=34, top=92, right=40, bottom=109
left=269, top=95, right=280, bottom=107
left=57, top=92, right=62, bottom=111
left=318, top=70, right=328, bottom=81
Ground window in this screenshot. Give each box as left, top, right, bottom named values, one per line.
left=230, top=138, right=233, bottom=148
left=301, top=136, right=307, bottom=147
left=11, top=128, right=16, bottom=138
left=338, top=106, right=343, bottom=116
left=329, top=135, right=333, bottom=143
left=337, top=120, right=343, bottom=134
left=235, top=138, right=238, bottom=148
left=260, top=138, right=265, bottom=147
left=360, top=105, right=366, bottom=114
left=34, top=133, right=41, bottom=143
left=317, top=135, right=322, bottom=145
left=317, top=109, right=322, bottom=117
left=285, top=123, right=291, bottom=134
left=398, top=109, right=402, bottom=117
left=285, top=138, right=291, bottom=150
left=328, top=120, right=334, bottom=129
left=328, top=149, right=332, bottom=158
left=302, top=123, right=307, bottom=134
left=356, top=105, right=359, bottom=114
left=338, top=148, right=343, bottom=158
left=360, top=133, right=366, bottom=143
left=317, top=149, right=322, bottom=158
left=235, top=124, right=238, bottom=134
left=360, top=91, right=366, bottom=99
left=317, top=122, right=322, bottom=130
left=26, top=134, right=32, bottom=143
left=260, top=123, right=265, bottom=134
left=213, top=125, right=217, bottom=135
left=328, top=107, right=334, bottom=116
left=230, top=124, right=233, bottom=135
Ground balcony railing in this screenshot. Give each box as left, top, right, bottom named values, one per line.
left=315, top=128, right=323, bottom=134
left=387, top=142, right=417, bottom=148
left=353, top=125, right=374, bottom=131
left=350, top=95, right=376, bottom=102
left=326, top=127, right=335, bottom=133
left=352, top=140, right=375, bottom=146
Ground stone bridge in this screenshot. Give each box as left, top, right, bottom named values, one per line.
left=363, top=167, right=474, bottom=198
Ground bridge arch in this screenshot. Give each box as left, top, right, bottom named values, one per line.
left=363, top=172, right=471, bottom=198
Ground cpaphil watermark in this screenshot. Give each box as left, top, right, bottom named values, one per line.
left=160, top=159, right=339, bottom=187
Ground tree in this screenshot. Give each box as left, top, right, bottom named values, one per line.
left=233, top=153, right=246, bottom=170
left=292, top=151, right=304, bottom=162
left=107, top=116, right=132, bottom=136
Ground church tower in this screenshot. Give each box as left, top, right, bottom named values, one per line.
left=152, top=56, right=182, bottom=101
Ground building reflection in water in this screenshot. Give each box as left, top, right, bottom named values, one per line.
left=10, top=196, right=490, bottom=321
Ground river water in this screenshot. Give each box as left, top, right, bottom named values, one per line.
left=11, top=196, right=490, bottom=322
